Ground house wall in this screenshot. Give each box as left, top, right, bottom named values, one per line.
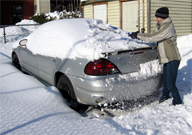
left=82, top=0, right=192, bottom=36
left=150, top=0, right=192, bottom=36
left=139, top=0, right=148, bottom=32
left=83, top=1, right=120, bottom=28
left=83, top=4, right=93, bottom=18
left=23, top=1, right=35, bottom=19
left=1, top=0, right=34, bottom=25
left=108, top=1, right=120, bottom=28
left=34, top=0, right=50, bottom=13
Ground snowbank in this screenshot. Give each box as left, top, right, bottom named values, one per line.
left=176, top=34, right=192, bottom=98
left=177, top=34, right=192, bottom=48
left=16, top=19, right=39, bottom=25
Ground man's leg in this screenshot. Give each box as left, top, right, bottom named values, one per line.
left=159, top=63, right=170, bottom=103
left=169, top=60, right=182, bottom=105
left=164, top=60, right=182, bottom=105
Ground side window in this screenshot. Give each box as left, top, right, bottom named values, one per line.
left=12, top=4, right=23, bottom=24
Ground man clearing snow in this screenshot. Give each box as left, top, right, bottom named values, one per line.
left=129, top=7, right=182, bottom=106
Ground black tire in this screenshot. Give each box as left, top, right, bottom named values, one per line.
left=12, top=53, right=21, bottom=70
left=57, top=75, right=82, bottom=110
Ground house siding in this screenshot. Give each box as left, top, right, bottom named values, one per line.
left=150, top=0, right=192, bottom=36
left=40, top=0, right=50, bottom=13
left=83, top=4, right=93, bottom=19
left=108, top=1, right=120, bottom=28
left=139, top=0, right=148, bottom=32
left=34, top=0, right=50, bottom=13
left=82, top=0, right=192, bottom=36
left=83, top=1, right=120, bottom=28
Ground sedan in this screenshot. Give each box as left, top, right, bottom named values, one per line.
left=12, top=18, right=162, bottom=109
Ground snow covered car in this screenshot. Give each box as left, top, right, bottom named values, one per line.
left=12, top=19, right=162, bottom=109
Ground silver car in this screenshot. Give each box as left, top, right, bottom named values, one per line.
left=12, top=19, right=162, bottom=109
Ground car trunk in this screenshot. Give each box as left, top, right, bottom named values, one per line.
left=103, top=47, right=158, bottom=74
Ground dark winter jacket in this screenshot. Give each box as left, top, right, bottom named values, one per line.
left=137, top=17, right=181, bottom=64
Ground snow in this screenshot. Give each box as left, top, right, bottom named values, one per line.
left=16, top=19, right=39, bottom=25
left=32, top=10, right=82, bottom=20
left=0, top=19, right=192, bottom=134
left=12, top=19, right=154, bottom=61
left=45, top=10, right=82, bottom=19
left=0, top=19, right=39, bottom=43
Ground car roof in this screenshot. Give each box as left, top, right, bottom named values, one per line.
left=24, top=18, right=103, bottom=60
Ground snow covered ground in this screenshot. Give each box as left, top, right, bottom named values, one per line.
left=0, top=23, right=192, bottom=134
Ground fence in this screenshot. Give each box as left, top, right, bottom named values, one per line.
left=0, top=24, right=41, bottom=43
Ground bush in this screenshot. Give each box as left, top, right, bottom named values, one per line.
left=59, top=10, right=82, bottom=19
left=30, top=10, right=82, bottom=24
left=29, top=13, right=55, bottom=24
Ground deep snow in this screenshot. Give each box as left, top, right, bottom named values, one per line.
left=13, top=19, right=154, bottom=61
left=0, top=20, right=192, bottom=134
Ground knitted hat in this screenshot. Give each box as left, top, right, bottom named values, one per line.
left=155, top=7, right=169, bottom=19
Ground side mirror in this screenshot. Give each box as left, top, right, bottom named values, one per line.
left=19, top=39, right=28, bottom=46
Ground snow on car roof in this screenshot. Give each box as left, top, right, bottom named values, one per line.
left=13, top=18, right=153, bottom=61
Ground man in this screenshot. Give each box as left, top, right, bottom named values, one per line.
left=129, top=7, right=182, bottom=105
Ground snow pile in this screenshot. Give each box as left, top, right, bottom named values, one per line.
left=177, top=34, right=192, bottom=48
left=13, top=19, right=153, bottom=61
left=16, top=19, right=39, bottom=25
left=177, top=34, right=192, bottom=68
left=176, top=34, right=192, bottom=96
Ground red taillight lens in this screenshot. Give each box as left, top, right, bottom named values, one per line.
left=84, top=59, right=120, bottom=76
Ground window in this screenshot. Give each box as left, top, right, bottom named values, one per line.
left=12, top=4, right=23, bottom=24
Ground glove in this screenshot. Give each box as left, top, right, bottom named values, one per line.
left=129, top=31, right=139, bottom=39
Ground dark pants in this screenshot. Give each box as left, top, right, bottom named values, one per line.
left=162, top=60, right=182, bottom=105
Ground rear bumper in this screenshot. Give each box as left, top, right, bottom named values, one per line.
left=68, top=74, right=163, bottom=105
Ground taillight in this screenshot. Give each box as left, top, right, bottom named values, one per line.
left=84, top=59, right=120, bottom=76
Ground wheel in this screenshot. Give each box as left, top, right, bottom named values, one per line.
left=57, top=75, right=82, bottom=110
left=12, top=53, right=21, bottom=70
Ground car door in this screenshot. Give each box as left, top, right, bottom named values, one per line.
left=19, top=46, right=39, bottom=76
left=36, top=55, right=58, bottom=85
